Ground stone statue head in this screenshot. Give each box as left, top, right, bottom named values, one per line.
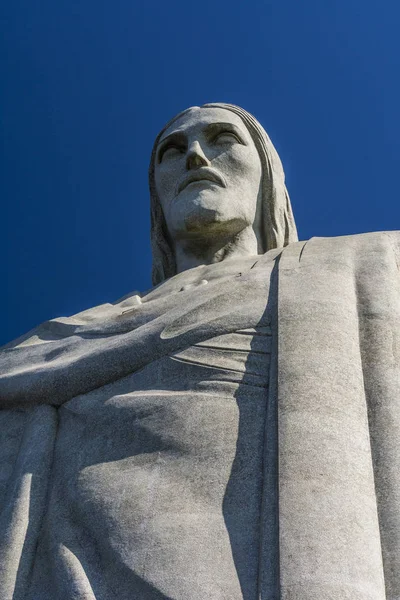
left=149, top=103, right=298, bottom=285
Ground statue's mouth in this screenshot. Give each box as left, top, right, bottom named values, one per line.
left=176, top=169, right=226, bottom=196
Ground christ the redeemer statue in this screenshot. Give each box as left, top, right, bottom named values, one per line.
left=1, top=103, right=399, bottom=600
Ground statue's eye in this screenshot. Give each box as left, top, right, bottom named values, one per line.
left=213, top=131, right=241, bottom=144
left=159, top=145, right=184, bottom=163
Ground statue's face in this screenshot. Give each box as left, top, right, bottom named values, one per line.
left=154, top=107, right=262, bottom=242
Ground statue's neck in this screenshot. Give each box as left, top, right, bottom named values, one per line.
left=174, top=225, right=261, bottom=274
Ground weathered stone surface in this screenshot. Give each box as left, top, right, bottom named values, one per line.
left=1, top=253, right=279, bottom=599
left=1, top=103, right=399, bottom=599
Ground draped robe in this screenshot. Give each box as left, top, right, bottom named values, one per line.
left=1, top=231, right=400, bottom=600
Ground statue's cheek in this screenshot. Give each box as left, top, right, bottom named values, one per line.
left=215, top=145, right=261, bottom=176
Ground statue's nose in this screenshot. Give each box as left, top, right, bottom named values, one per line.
left=186, top=141, right=210, bottom=170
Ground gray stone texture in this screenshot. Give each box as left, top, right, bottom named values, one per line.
left=1, top=103, right=399, bottom=599
left=2, top=233, right=400, bottom=598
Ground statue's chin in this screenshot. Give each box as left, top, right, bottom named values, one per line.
left=176, top=214, right=247, bottom=245
left=184, top=208, right=221, bottom=233
left=170, top=190, right=249, bottom=240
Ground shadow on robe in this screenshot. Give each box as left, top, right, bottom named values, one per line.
left=223, top=256, right=280, bottom=600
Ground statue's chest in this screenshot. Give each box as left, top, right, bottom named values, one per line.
left=105, top=254, right=277, bottom=375
left=60, top=306, right=274, bottom=496
left=44, top=259, right=278, bottom=599
left=53, top=323, right=273, bottom=598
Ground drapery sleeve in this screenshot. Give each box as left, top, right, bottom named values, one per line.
left=273, top=232, right=400, bottom=600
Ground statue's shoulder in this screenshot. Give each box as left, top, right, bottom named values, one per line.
left=325, top=231, right=400, bottom=256
left=306, top=230, right=400, bottom=246
left=279, top=231, right=400, bottom=269
left=303, top=230, right=400, bottom=253
left=344, top=230, right=397, bottom=242
left=2, top=290, right=145, bottom=350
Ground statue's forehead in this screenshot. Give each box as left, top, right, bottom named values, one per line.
left=159, top=107, right=248, bottom=142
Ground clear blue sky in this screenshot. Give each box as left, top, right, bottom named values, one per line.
left=1, top=0, right=399, bottom=345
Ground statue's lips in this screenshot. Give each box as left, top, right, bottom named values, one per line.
left=176, top=170, right=226, bottom=195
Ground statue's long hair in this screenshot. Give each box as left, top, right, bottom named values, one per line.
left=149, top=102, right=298, bottom=286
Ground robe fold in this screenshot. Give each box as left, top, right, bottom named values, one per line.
left=0, top=231, right=399, bottom=599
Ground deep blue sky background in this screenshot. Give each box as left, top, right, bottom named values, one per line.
left=1, top=0, right=399, bottom=345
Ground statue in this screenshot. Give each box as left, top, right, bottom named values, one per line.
left=1, top=103, right=399, bottom=600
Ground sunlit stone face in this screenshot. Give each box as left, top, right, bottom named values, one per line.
left=154, top=107, right=262, bottom=242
